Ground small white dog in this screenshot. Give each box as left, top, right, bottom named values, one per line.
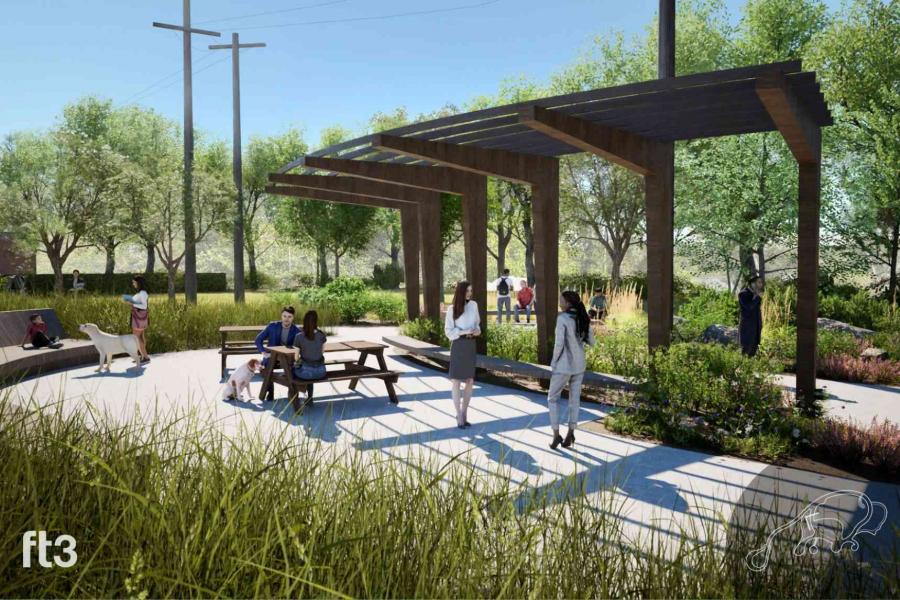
left=223, top=358, right=261, bottom=401
left=78, top=323, right=142, bottom=372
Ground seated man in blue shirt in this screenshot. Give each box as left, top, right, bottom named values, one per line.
left=255, top=305, right=301, bottom=400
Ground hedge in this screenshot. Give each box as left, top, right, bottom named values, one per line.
left=27, top=272, right=228, bottom=294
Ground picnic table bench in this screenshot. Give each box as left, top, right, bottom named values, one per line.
left=218, top=325, right=268, bottom=377
left=260, top=341, right=400, bottom=413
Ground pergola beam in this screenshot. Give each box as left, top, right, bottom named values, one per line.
left=373, top=133, right=557, bottom=185
left=518, top=106, right=661, bottom=175
left=266, top=184, right=406, bottom=210
left=269, top=173, right=424, bottom=204
left=300, top=155, right=465, bottom=194
left=755, top=71, right=819, bottom=165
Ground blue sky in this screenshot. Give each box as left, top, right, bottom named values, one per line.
left=1, top=0, right=841, bottom=150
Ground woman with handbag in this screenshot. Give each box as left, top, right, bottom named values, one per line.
left=444, top=280, right=481, bottom=429
left=547, top=290, right=595, bottom=449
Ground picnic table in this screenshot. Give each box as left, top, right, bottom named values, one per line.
left=219, top=325, right=267, bottom=377
left=259, top=341, right=399, bottom=413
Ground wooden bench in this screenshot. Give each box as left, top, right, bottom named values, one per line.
left=382, top=334, right=632, bottom=391
left=0, top=308, right=98, bottom=384
left=261, top=342, right=400, bottom=413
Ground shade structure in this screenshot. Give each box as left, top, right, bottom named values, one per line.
left=269, top=59, right=830, bottom=403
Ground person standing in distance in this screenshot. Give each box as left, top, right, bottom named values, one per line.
left=445, top=280, right=481, bottom=429
left=490, top=269, right=518, bottom=324
left=738, top=276, right=764, bottom=357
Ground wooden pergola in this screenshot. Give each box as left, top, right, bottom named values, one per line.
left=267, top=12, right=830, bottom=402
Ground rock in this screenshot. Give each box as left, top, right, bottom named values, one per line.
left=816, top=318, right=875, bottom=339
left=701, top=324, right=739, bottom=346
left=861, top=347, right=888, bottom=361
left=673, top=315, right=686, bottom=325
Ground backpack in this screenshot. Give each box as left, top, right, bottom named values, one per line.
left=497, top=276, right=510, bottom=296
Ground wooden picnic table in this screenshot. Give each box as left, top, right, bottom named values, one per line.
left=259, top=340, right=399, bottom=412
left=218, top=325, right=267, bottom=377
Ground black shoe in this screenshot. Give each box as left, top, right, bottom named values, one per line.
left=49, top=342, right=63, bottom=349
left=562, top=429, right=576, bottom=448
left=550, top=432, right=563, bottom=450
left=457, top=422, right=465, bottom=429
left=463, top=421, right=472, bottom=428
left=141, top=356, right=150, bottom=363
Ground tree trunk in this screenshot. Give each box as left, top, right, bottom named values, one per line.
left=247, top=244, right=259, bottom=290
left=166, top=266, right=177, bottom=301
left=145, top=244, right=155, bottom=275
left=390, top=239, right=401, bottom=270
left=317, top=246, right=329, bottom=286
left=334, top=252, right=341, bottom=278
left=740, top=246, right=757, bottom=282
left=889, top=221, right=899, bottom=303
left=522, top=212, right=535, bottom=287
left=47, top=251, right=65, bottom=294
left=756, top=245, right=767, bottom=286
left=104, top=239, right=116, bottom=276
left=609, top=250, right=624, bottom=289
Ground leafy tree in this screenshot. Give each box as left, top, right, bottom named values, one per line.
left=807, top=0, right=900, bottom=298
left=486, top=178, right=518, bottom=275
left=242, top=128, right=308, bottom=288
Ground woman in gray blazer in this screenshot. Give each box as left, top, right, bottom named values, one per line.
left=547, top=290, right=595, bottom=449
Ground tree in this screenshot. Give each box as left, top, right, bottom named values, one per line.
left=807, top=0, right=900, bottom=298
left=151, top=140, right=232, bottom=299
left=0, top=98, right=118, bottom=292
left=486, top=178, right=518, bottom=274
left=242, top=128, right=308, bottom=288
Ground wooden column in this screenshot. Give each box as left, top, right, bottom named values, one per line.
left=400, top=204, right=421, bottom=320
left=532, top=167, right=560, bottom=364
left=460, top=176, right=488, bottom=355
left=418, top=194, right=443, bottom=321
left=796, top=130, right=821, bottom=406
left=645, top=143, right=675, bottom=350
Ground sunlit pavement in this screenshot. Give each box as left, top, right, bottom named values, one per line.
left=8, top=325, right=899, bottom=561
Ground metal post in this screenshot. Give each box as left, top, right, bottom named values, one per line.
left=153, top=0, right=220, bottom=304
left=210, top=34, right=265, bottom=303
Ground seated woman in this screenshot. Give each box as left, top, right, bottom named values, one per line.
left=292, top=310, right=328, bottom=380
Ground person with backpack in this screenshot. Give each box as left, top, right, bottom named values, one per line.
left=547, top=290, right=595, bottom=450
left=490, top=269, right=519, bottom=324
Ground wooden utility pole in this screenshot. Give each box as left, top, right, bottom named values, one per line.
left=153, top=0, right=220, bottom=304
left=209, top=33, right=265, bottom=303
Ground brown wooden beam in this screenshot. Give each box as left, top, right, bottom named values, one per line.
left=418, top=194, right=443, bottom=321
left=645, top=143, right=675, bottom=350
left=518, top=106, right=660, bottom=175
left=756, top=71, right=820, bottom=165
left=531, top=166, right=560, bottom=364
left=458, top=176, right=489, bottom=355
left=265, top=184, right=406, bottom=211
left=373, top=133, right=557, bottom=185
left=796, top=128, right=821, bottom=407
left=399, top=204, right=421, bottom=320
left=269, top=173, right=423, bottom=203
left=301, top=155, right=466, bottom=194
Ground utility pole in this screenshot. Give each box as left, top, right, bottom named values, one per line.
left=153, top=0, right=220, bottom=304
left=209, top=33, right=265, bottom=303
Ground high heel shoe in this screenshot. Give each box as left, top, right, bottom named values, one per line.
left=550, top=432, right=563, bottom=450
left=562, top=429, right=576, bottom=448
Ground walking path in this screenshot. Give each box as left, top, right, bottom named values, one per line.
left=6, top=325, right=898, bottom=562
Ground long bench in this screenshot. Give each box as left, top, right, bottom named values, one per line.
left=0, top=309, right=98, bottom=384
left=382, top=334, right=632, bottom=391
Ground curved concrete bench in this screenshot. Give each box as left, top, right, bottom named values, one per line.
left=0, top=308, right=98, bottom=384
left=383, top=334, right=632, bottom=391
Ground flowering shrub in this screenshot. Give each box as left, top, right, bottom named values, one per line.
left=811, top=418, right=900, bottom=475
left=818, top=354, right=900, bottom=385
left=864, top=419, right=900, bottom=474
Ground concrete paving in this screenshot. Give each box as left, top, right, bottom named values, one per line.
left=6, top=325, right=898, bottom=563
left=776, top=373, right=900, bottom=425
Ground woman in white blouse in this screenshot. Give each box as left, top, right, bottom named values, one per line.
left=444, top=280, right=481, bottom=429
left=122, top=275, right=151, bottom=363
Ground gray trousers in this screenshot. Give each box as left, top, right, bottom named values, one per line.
left=497, top=296, right=512, bottom=322
left=547, top=371, right=584, bottom=429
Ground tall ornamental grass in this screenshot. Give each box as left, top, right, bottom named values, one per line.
left=0, top=292, right=337, bottom=354
left=1, top=394, right=895, bottom=598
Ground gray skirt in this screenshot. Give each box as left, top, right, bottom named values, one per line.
left=449, top=337, right=476, bottom=380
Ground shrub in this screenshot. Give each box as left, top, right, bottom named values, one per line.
left=811, top=419, right=869, bottom=467
left=586, top=325, right=649, bottom=378
left=818, top=354, right=900, bottom=385
left=864, top=418, right=900, bottom=474
left=400, top=317, right=448, bottom=347
left=296, top=277, right=371, bottom=323
left=816, top=329, right=862, bottom=359
left=27, top=272, right=228, bottom=294
left=487, top=325, right=537, bottom=362
left=759, top=324, right=796, bottom=369
left=372, top=263, right=403, bottom=289
left=676, top=288, right=738, bottom=339
left=367, top=292, right=406, bottom=323
left=817, top=290, right=890, bottom=330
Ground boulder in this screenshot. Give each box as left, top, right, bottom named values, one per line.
left=861, top=347, right=889, bottom=361
left=816, top=318, right=875, bottom=339
left=701, top=324, right=739, bottom=346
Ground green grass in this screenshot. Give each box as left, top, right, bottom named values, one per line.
left=0, top=292, right=338, bottom=355
left=1, top=394, right=895, bottom=598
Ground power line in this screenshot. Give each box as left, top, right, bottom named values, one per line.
left=121, top=50, right=219, bottom=105
left=126, top=54, right=230, bottom=104
left=193, top=0, right=352, bottom=26
left=231, top=0, right=501, bottom=31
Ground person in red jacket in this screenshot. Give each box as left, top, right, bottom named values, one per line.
left=514, top=280, right=534, bottom=324
left=21, top=314, right=62, bottom=349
